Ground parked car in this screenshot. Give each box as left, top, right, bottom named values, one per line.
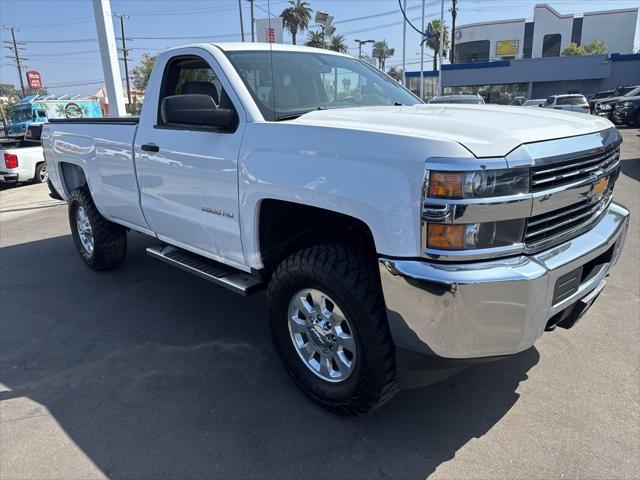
left=44, top=43, right=629, bottom=415
left=612, top=95, right=640, bottom=127
left=542, top=94, right=590, bottom=113
left=594, top=85, right=640, bottom=121
left=428, top=94, right=485, bottom=104
left=588, top=89, right=614, bottom=113
left=523, top=99, right=546, bottom=107
left=0, top=124, right=46, bottom=185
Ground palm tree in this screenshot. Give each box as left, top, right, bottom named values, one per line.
left=328, top=35, right=348, bottom=53
left=387, top=66, right=403, bottom=82
left=372, top=40, right=391, bottom=70
left=281, top=0, right=313, bottom=45
left=305, top=30, right=325, bottom=49
left=425, top=19, right=450, bottom=71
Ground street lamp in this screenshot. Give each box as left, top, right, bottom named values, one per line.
left=315, top=10, right=335, bottom=46
left=355, top=39, right=375, bottom=58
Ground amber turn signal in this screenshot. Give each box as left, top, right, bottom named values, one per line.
left=427, top=224, right=465, bottom=249
left=428, top=172, right=463, bottom=198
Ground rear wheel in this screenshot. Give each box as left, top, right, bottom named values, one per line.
left=268, top=244, right=398, bottom=415
left=68, top=187, right=127, bottom=270
left=34, top=163, right=47, bottom=184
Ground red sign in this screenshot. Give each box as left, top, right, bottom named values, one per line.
left=26, top=70, right=42, bottom=90
left=265, top=27, right=275, bottom=43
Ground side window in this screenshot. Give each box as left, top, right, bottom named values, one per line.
left=544, top=97, right=554, bottom=106
left=157, top=55, right=233, bottom=127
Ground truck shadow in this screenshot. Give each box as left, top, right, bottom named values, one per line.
left=0, top=232, right=539, bottom=479
left=620, top=155, right=640, bottom=183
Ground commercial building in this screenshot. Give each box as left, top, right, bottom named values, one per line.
left=406, top=53, right=640, bottom=103
left=454, top=4, right=638, bottom=63
left=405, top=3, right=640, bottom=102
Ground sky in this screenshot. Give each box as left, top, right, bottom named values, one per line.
left=1, top=0, right=639, bottom=95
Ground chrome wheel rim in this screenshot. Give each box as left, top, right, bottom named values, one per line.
left=287, top=289, right=357, bottom=383
left=75, top=206, right=94, bottom=254
left=39, top=164, right=48, bottom=183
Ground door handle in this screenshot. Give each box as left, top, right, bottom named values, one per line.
left=141, top=144, right=160, bottom=152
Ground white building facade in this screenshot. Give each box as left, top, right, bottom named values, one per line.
left=455, top=4, right=638, bottom=63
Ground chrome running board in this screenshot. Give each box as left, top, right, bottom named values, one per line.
left=146, top=245, right=263, bottom=296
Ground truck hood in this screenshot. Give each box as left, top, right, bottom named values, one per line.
left=292, top=104, right=613, bottom=158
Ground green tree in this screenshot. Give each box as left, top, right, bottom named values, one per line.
left=305, top=30, right=326, bottom=49
left=281, top=0, right=313, bottom=45
left=425, top=19, right=449, bottom=71
left=327, top=34, right=348, bottom=53
left=583, top=39, right=607, bottom=55
left=131, top=54, right=157, bottom=91
left=387, top=66, right=403, bottom=82
left=0, top=84, right=20, bottom=125
left=372, top=40, right=390, bottom=70
left=562, top=39, right=607, bottom=56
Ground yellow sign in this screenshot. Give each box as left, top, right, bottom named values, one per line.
left=496, top=40, right=519, bottom=56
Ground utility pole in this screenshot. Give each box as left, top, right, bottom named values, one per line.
left=248, top=0, right=255, bottom=42
left=238, top=0, right=245, bottom=42
left=2, top=26, right=28, bottom=97
left=114, top=13, right=132, bottom=113
left=419, top=0, right=425, bottom=100
left=450, top=0, right=457, bottom=64
left=438, top=0, right=445, bottom=95
left=402, top=0, right=407, bottom=87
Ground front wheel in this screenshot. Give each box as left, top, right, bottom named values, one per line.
left=68, top=187, right=127, bottom=270
left=34, top=162, right=48, bottom=184
left=268, top=244, right=398, bottom=415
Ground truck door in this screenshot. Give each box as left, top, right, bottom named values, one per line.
left=134, top=52, right=246, bottom=269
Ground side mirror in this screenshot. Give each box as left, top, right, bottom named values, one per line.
left=161, top=94, right=235, bottom=129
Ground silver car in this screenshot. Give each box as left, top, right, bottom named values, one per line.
left=542, top=94, right=590, bottom=114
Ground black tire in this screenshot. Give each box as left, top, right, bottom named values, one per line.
left=68, top=186, right=127, bottom=270
left=268, top=244, right=398, bottom=415
left=33, top=162, right=47, bottom=184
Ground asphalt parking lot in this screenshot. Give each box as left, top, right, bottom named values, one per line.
left=0, top=128, right=638, bottom=480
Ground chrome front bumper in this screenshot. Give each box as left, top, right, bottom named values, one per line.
left=379, top=202, right=630, bottom=360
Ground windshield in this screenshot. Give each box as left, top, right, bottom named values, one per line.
left=226, top=50, right=420, bottom=121
left=613, top=86, right=635, bottom=96
left=11, top=107, right=35, bottom=123
left=623, top=87, right=640, bottom=97
left=556, top=96, right=587, bottom=105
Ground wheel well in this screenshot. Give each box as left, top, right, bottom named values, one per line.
left=60, top=163, right=87, bottom=194
left=258, top=199, right=377, bottom=272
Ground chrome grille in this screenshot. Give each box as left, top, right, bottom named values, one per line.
left=525, top=191, right=613, bottom=249
left=530, top=147, right=620, bottom=192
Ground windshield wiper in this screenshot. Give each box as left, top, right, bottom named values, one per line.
left=275, top=106, right=328, bottom=121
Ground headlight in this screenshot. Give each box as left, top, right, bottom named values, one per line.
left=426, top=220, right=525, bottom=250
left=620, top=101, right=633, bottom=108
left=427, top=168, right=529, bottom=199
left=599, top=103, right=612, bottom=111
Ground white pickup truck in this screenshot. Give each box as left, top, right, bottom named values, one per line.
left=1, top=125, right=47, bottom=185
left=44, top=43, right=629, bottom=415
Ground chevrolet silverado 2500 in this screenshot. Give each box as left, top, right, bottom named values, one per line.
left=43, top=43, right=629, bottom=415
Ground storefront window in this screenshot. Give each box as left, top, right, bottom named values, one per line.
left=443, top=83, right=528, bottom=104
left=407, top=76, right=438, bottom=101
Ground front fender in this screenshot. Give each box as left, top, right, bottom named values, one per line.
left=238, top=122, right=471, bottom=269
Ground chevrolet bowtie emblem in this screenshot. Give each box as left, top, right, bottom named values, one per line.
left=589, top=176, right=609, bottom=200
